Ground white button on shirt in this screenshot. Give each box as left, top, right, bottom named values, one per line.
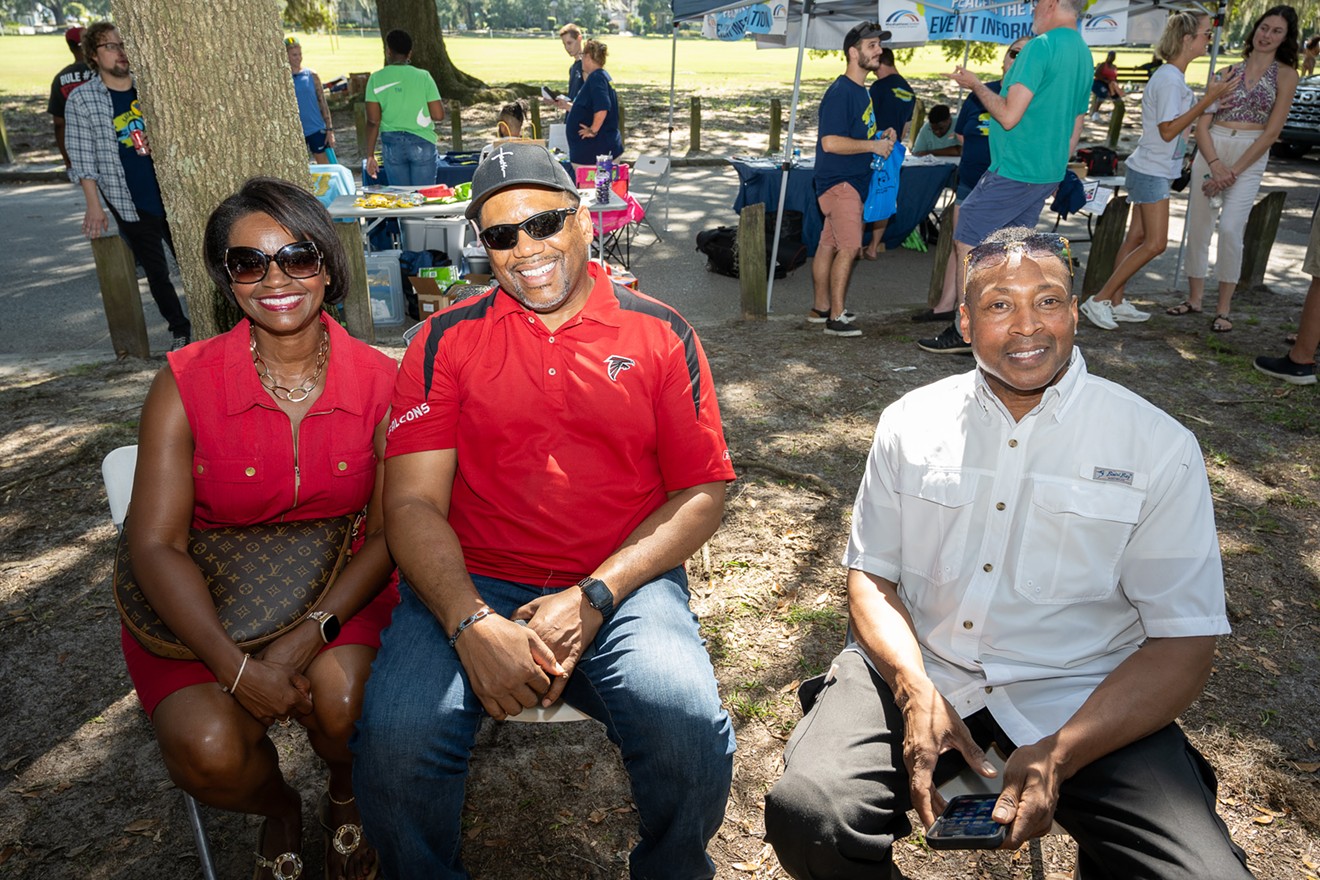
left=843, top=350, right=1229, bottom=748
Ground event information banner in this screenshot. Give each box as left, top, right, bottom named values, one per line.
left=877, top=0, right=1152, bottom=46
left=703, top=3, right=788, bottom=39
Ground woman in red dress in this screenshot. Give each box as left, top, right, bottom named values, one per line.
left=124, top=177, right=397, bottom=880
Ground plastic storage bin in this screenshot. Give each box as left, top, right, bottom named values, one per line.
left=400, top=217, right=469, bottom=258
left=364, top=249, right=405, bottom=325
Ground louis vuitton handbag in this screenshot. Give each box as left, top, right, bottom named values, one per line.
left=113, top=515, right=359, bottom=660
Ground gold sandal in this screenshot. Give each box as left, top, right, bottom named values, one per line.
left=254, top=819, right=303, bottom=880
left=320, top=792, right=377, bottom=880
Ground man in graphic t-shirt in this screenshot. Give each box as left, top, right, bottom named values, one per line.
left=364, top=29, right=445, bottom=186
left=810, top=22, right=899, bottom=338
left=48, top=26, right=95, bottom=170
left=65, top=22, right=191, bottom=350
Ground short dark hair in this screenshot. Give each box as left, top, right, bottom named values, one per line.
left=879, top=47, right=896, bottom=66
left=965, top=227, right=1074, bottom=301
left=928, top=104, right=952, bottom=125
left=203, top=177, right=350, bottom=306
left=385, top=29, right=413, bottom=57
left=81, top=22, right=117, bottom=71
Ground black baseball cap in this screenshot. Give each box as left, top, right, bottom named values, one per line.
left=465, top=142, right=580, bottom=221
left=843, top=22, right=891, bottom=55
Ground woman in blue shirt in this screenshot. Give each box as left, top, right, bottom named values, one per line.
left=566, top=39, right=623, bottom=168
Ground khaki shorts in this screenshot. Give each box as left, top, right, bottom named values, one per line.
left=1306, top=198, right=1320, bottom=278
left=818, top=182, right=863, bottom=251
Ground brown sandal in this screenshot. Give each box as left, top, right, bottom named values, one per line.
left=1211, top=314, right=1233, bottom=333
left=253, top=819, right=303, bottom=880
left=1166, top=301, right=1202, bottom=316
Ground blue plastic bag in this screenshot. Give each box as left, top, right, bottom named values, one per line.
left=863, top=143, right=905, bottom=223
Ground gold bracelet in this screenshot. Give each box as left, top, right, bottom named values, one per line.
left=223, top=654, right=250, bottom=694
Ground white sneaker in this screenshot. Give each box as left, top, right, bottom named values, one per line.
left=1110, top=300, right=1152, bottom=322
left=1090, top=112, right=1102, bottom=123
left=1080, top=297, right=1119, bottom=330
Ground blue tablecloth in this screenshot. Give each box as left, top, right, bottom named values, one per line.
left=730, top=158, right=957, bottom=254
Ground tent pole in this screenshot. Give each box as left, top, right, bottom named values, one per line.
left=1175, top=0, right=1227, bottom=281
left=767, top=0, right=815, bottom=314
left=666, top=20, right=679, bottom=232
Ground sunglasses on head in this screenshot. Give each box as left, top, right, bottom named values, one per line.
left=224, top=241, right=323, bottom=284
left=477, top=208, right=577, bottom=250
left=964, top=233, right=1072, bottom=278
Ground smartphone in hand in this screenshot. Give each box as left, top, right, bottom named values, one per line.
left=925, top=793, right=1007, bottom=850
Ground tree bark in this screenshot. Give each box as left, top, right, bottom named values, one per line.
left=110, top=0, right=309, bottom=340
left=376, top=0, right=486, bottom=102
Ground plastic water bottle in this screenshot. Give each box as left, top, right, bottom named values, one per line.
left=595, top=154, right=612, bottom=205
left=1203, top=174, right=1224, bottom=211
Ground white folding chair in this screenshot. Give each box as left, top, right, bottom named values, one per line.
left=630, top=155, right=670, bottom=242
left=102, top=445, right=220, bottom=880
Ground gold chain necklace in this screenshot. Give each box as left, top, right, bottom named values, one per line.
left=250, top=324, right=329, bottom=403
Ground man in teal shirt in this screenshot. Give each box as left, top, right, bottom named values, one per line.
left=919, top=0, right=1091, bottom=353
left=364, top=29, right=445, bottom=185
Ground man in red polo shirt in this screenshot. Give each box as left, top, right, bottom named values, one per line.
left=354, top=143, right=737, bottom=880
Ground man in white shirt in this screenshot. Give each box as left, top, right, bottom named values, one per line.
left=764, top=227, right=1254, bottom=880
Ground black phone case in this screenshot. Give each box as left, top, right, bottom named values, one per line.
left=926, top=794, right=1007, bottom=850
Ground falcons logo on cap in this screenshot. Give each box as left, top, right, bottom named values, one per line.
left=605, top=355, right=635, bottom=381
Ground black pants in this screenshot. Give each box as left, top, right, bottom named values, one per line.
left=107, top=205, right=190, bottom=338
left=764, top=649, right=1254, bottom=880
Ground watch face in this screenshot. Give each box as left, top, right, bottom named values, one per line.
left=316, top=613, right=341, bottom=643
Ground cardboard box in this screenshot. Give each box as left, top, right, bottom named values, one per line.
left=410, top=276, right=454, bottom=318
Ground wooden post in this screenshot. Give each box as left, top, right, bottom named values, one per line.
left=335, top=222, right=376, bottom=344
left=738, top=202, right=768, bottom=319
left=90, top=235, right=150, bottom=358
left=927, top=202, right=957, bottom=307
left=768, top=98, right=782, bottom=156
left=689, top=96, right=702, bottom=155
left=529, top=100, right=542, bottom=140
left=353, top=101, right=368, bottom=158
left=0, top=111, right=14, bottom=165
left=909, top=97, right=926, bottom=147
left=450, top=101, right=463, bottom=152
left=1237, top=191, right=1287, bottom=292
left=1106, top=102, right=1125, bottom=151
left=1082, top=195, right=1130, bottom=297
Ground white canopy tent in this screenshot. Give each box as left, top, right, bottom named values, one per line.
left=662, top=0, right=1230, bottom=311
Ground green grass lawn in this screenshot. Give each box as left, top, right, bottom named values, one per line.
left=0, top=31, right=1222, bottom=99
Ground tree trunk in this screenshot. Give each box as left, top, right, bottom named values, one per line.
left=110, top=1, right=310, bottom=340
left=376, top=0, right=485, bottom=103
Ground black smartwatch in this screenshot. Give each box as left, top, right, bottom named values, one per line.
left=307, top=611, right=341, bottom=644
left=577, top=577, right=615, bottom=620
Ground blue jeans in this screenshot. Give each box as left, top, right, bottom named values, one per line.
left=380, top=130, right=437, bottom=186
left=352, top=567, right=735, bottom=879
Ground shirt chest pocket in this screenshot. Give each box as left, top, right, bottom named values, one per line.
left=1015, top=480, right=1143, bottom=604
left=896, top=469, right=978, bottom=587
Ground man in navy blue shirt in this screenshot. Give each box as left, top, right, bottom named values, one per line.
left=862, top=48, right=915, bottom=260
left=811, top=22, right=898, bottom=338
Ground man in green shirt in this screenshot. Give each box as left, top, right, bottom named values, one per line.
left=364, top=29, right=445, bottom=185
left=919, top=0, right=1091, bottom=354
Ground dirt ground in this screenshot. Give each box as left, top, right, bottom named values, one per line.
left=2, top=82, right=1318, bottom=880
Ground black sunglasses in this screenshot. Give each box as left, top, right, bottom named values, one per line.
left=1007, top=48, right=1021, bottom=59
left=965, top=233, right=1072, bottom=277
left=224, top=241, right=323, bottom=284
left=478, top=208, right=577, bottom=250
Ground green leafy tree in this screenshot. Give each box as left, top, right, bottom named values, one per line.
left=285, top=0, right=334, bottom=30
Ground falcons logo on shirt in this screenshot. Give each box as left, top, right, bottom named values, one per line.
left=605, top=355, right=636, bottom=381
